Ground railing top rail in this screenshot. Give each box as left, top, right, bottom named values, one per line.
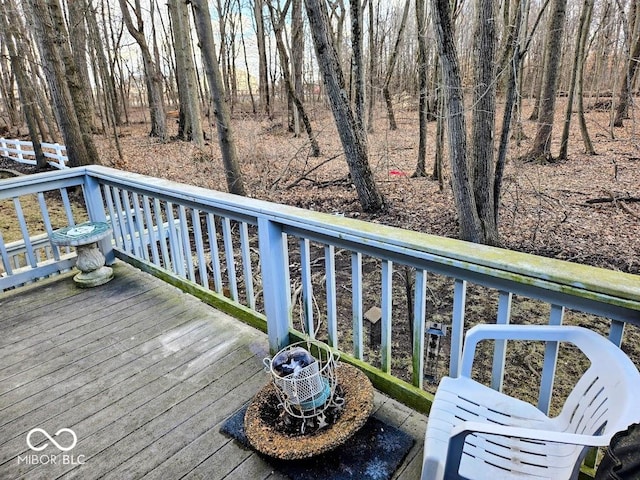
left=83, top=166, right=640, bottom=309
left=0, top=167, right=85, bottom=199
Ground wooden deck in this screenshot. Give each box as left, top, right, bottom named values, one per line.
left=0, top=262, right=426, bottom=480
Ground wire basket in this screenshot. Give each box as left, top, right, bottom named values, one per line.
left=263, top=340, right=340, bottom=419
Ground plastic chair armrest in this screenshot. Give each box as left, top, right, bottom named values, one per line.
left=460, top=325, right=595, bottom=376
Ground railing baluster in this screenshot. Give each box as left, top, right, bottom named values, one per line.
left=119, top=189, right=137, bottom=254
left=206, top=213, right=223, bottom=293
left=352, top=252, right=363, bottom=360
left=240, top=222, right=255, bottom=309
left=131, top=193, right=147, bottom=260
left=412, top=269, right=427, bottom=388
left=103, top=186, right=123, bottom=249
left=192, top=209, right=208, bottom=289
left=222, top=217, right=238, bottom=301
left=609, top=320, right=625, bottom=347
left=325, top=245, right=337, bottom=348
left=178, top=206, right=195, bottom=282
left=112, top=187, right=127, bottom=249
left=142, top=196, right=160, bottom=265
left=37, top=192, right=60, bottom=261
left=13, top=197, right=37, bottom=268
left=153, top=198, right=170, bottom=269
left=165, top=202, right=184, bottom=277
left=491, top=291, right=513, bottom=391
left=538, top=304, right=565, bottom=414
left=450, top=279, right=467, bottom=378
left=60, top=188, right=75, bottom=226
left=0, top=230, right=13, bottom=276
left=300, top=238, right=314, bottom=337
left=381, top=260, right=393, bottom=373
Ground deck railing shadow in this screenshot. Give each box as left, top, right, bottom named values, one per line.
left=1, top=166, right=639, bottom=445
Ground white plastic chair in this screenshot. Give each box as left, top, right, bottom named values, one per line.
left=421, top=325, right=640, bottom=480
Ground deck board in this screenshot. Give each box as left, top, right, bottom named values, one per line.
left=0, top=261, right=426, bottom=479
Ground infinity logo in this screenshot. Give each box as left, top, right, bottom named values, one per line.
left=26, top=428, right=77, bottom=452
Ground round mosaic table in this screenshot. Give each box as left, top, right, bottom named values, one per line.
left=51, top=221, right=113, bottom=287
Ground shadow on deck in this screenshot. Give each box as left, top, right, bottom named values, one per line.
left=0, top=262, right=426, bottom=479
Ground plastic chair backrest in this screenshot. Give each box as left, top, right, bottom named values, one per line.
left=557, top=328, right=640, bottom=438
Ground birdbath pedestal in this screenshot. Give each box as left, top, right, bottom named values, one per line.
left=51, top=221, right=113, bottom=288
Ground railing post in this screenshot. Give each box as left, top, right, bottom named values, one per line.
left=84, top=173, right=114, bottom=265
left=258, top=217, right=291, bottom=353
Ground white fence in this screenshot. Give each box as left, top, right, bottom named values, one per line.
left=0, top=137, right=68, bottom=169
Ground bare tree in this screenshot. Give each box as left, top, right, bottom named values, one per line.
left=350, top=0, right=366, bottom=131
left=27, top=0, right=94, bottom=167
left=191, top=0, right=246, bottom=196
left=0, top=0, right=45, bottom=168
left=430, top=0, right=499, bottom=244
left=575, top=0, right=595, bottom=154
left=413, top=0, right=428, bottom=177
left=168, top=0, right=204, bottom=146
left=268, top=0, right=320, bottom=156
left=613, top=1, right=640, bottom=128
left=382, top=0, right=410, bottom=131
left=118, top=0, right=167, bottom=140
left=304, top=0, right=386, bottom=212
left=558, top=0, right=595, bottom=160
left=255, top=0, right=271, bottom=116
left=523, top=0, right=568, bottom=163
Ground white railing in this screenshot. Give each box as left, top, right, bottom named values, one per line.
left=1, top=166, right=639, bottom=421
left=0, top=137, right=68, bottom=169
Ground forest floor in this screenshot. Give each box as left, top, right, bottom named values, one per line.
left=95, top=97, right=640, bottom=275
left=2, top=97, right=640, bottom=408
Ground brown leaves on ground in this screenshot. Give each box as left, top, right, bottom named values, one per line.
left=93, top=98, right=640, bottom=274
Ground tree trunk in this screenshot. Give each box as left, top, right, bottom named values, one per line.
left=304, top=0, right=386, bottom=213
left=0, top=44, right=19, bottom=127
left=576, top=0, right=595, bottom=155
left=350, top=0, right=366, bottom=132
left=366, top=0, right=376, bottom=133
left=191, top=0, right=246, bottom=196
left=215, top=0, right=230, bottom=96
left=168, top=0, right=204, bottom=146
left=382, top=0, right=410, bottom=132
left=524, top=0, right=567, bottom=162
left=413, top=0, right=428, bottom=177
left=237, top=0, right=256, bottom=115
left=47, top=0, right=99, bottom=161
left=118, top=0, right=167, bottom=140
left=255, top=0, right=271, bottom=116
left=471, top=0, right=498, bottom=245
left=28, top=0, right=91, bottom=167
left=495, top=0, right=524, bottom=221
left=292, top=0, right=304, bottom=135
left=430, top=0, right=483, bottom=243
left=268, top=0, right=320, bottom=156
left=0, top=0, right=46, bottom=168
left=613, top=1, right=640, bottom=127
left=558, top=0, right=594, bottom=160
left=68, top=0, right=95, bottom=129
